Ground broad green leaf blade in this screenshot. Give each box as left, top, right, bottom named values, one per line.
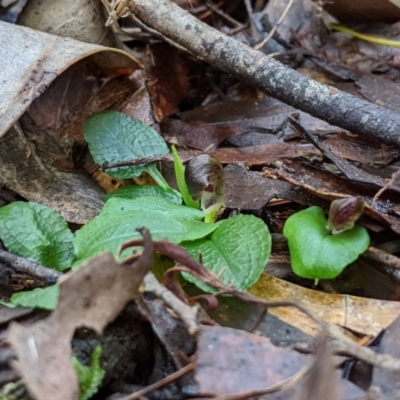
left=182, top=220, right=221, bottom=242
left=104, top=185, right=182, bottom=204
left=0, top=202, right=74, bottom=271
left=84, top=111, right=169, bottom=179
left=102, top=197, right=204, bottom=221
left=319, top=226, right=370, bottom=275
left=283, top=206, right=370, bottom=280
left=73, top=210, right=189, bottom=266
left=11, top=285, right=59, bottom=310
left=73, top=346, right=105, bottom=400
left=182, top=214, right=271, bottom=292
left=283, top=206, right=327, bottom=274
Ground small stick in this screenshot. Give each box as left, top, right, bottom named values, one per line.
left=0, top=250, right=62, bottom=284
left=121, top=363, right=194, bottom=400
left=126, top=0, right=400, bottom=146
left=254, top=0, right=295, bottom=50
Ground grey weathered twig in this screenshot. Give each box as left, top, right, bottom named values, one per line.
left=128, top=0, right=400, bottom=147
left=0, top=250, right=62, bottom=284
left=143, top=272, right=200, bottom=334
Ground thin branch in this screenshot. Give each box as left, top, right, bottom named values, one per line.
left=143, top=271, right=200, bottom=334
left=122, top=238, right=400, bottom=372
left=254, top=0, right=295, bottom=50
left=126, top=0, right=400, bottom=147
left=121, top=363, right=194, bottom=400
left=0, top=250, right=62, bottom=284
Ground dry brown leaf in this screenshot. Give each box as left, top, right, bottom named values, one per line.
left=325, top=0, right=400, bottom=22
left=295, top=334, right=341, bottom=400
left=372, top=314, right=400, bottom=397
left=225, top=163, right=328, bottom=211
left=178, top=98, right=343, bottom=140
left=195, top=326, right=363, bottom=399
left=250, top=273, right=400, bottom=338
left=161, top=118, right=245, bottom=151
left=8, top=231, right=153, bottom=400
left=323, top=133, right=398, bottom=166
left=212, top=142, right=321, bottom=165
left=144, top=43, right=189, bottom=122
left=18, top=0, right=115, bottom=45
left=0, top=21, right=141, bottom=223
left=263, top=161, right=400, bottom=234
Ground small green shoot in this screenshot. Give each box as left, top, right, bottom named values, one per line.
left=171, top=145, right=199, bottom=209
left=73, top=346, right=105, bottom=400
left=329, top=23, right=400, bottom=49
left=204, top=210, right=218, bottom=224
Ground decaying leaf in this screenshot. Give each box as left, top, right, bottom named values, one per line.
left=372, top=314, right=400, bottom=397
left=325, top=0, right=400, bottom=22
left=0, top=21, right=141, bottom=223
left=7, top=230, right=153, bottom=400
left=18, top=0, right=115, bottom=45
left=250, top=273, right=400, bottom=338
left=195, top=326, right=363, bottom=399
left=225, top=163, right=328, bottom=211
left=144, top=43, right=189, bottom=122
left=295, top=334, right=341, bottom=400
left=263, top=161, right=400, bottom=234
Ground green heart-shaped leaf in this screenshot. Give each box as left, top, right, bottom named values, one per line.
left=283, top=206, right=370, bottom=280
left=182, top=214, right=271, bottom=292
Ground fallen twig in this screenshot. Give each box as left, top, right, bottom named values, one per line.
left=122, top=238, right=400, bottom=372
left=121, top=363, right=195, bottom=400
left=0, top=250, right=62, bottom=284
left=254, top=0, right=295, bottom=50
left=125, top=0, right=400, bottom=146
left=143, top=271, right=200, bottom=334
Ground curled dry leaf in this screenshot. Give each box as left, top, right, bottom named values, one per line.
left=7, top=230, right=153, bottom=400
left=0, top=22, right=141, bottom=223
left=18, top=0, right=115, bottom=46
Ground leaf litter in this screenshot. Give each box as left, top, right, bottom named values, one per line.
left=8, top=229, right=153, bottom=400
left=4, top=0, right=400, bottom=398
